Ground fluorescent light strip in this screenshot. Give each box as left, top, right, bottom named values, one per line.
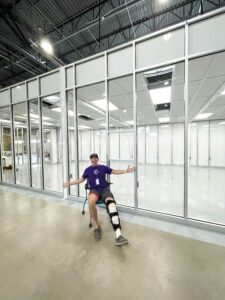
left=195, top=113, right=212, bottom=120
left=92, top=99, right=118, bottom=111
left=79, top=125, right=91, bottom=129
left=51, top=107, right=74, bottom=116
left=159, top=117, right=170, bottom=123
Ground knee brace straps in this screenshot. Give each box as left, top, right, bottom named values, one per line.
left=106, top=199, right=121, bottom=231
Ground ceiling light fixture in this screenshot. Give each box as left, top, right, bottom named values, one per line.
left=195, top=113, right=212, bottom=120
left=40, top=39, right=54, bottom=55
left=159, top=117, right=170, bottom=123
left=92, top=99, right=118, bottom=111
left=149, top=86, right=171, bottom=105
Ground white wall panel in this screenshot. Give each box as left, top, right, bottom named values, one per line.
left=76, top=56, right=105, bottom=86
left=138, top=126, right=145, bottom=163
left=189, top=14, right=225, bottom=55
left=100, top=131, right=106, bottom=162
left=136, top=28, right=184, bottom=69
left=28, top=80, right=38, bottom=99
left=120, top=132, right=133, bottom=160
left=0, top=89, right=10, bottom=106
left=12, top=84, right=26, bottom=103
left=210, top=121, right=225, bottom=167
left=110, top=132, right=119, bottom=160
left=198, top=121, right=209, bottom=166
left=94, top=131, right=100, bottom=154
left=159, top=125, right=172, bottom=164
left=172, top=123, right=184, bottom=165
left=189, top=123, right=197, bottom=166
left=69, top=130, right=75, bottom=161
left=146, top=126, right=158, bottom=164
left=40, top=72, right=60, bottom=96
left=108, top=47, right=133, bottom=78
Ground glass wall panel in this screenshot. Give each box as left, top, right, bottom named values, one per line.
left=13, top=102, right=29, bottom=186
left=77, top=82, right=106, bottom=197
left=136, top=62, right=185, bottom=215
left=108, top=75, right=134, bottom=207
left=0, top=106, right=13, bottom=183
left=41, top=94, right=62, bottom=192
left=67, top=90, right=77, bottom=196
left=188, top=52, right=225, bottom=224
left=29, top=99, right=41, bottom=188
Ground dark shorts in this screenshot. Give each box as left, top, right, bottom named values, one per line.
left=89, top=186, right=114, bottom=203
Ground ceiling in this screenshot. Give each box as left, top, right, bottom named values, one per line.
left=0, top=0, right=224, bottom=88
left=0, top=51, right=225, bottom=129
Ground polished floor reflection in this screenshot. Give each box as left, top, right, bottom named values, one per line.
left=1, top=189, right=225, bottom=300
left=2, top=160, right=225, bottom=224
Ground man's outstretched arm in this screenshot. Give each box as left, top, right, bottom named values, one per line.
left=111, top=166, right=135, bottom=175
left=63, top=177, right=85, bottom=188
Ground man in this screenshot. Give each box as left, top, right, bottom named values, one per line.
left=64, top=153, right=135, bottom=246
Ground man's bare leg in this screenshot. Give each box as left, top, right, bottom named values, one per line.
left=88, top=194, right=100, bottom=228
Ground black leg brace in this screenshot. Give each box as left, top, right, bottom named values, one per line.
left=105, top=198, right=121, bottom=231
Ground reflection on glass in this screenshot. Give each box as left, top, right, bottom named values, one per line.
left=0, top=106, right=13, bottom=183
left=13, top=102, right=29, bottom=186
left=188, top=52, right=225, bottom=224
left=29, top=99, right=41, bottom=188
left=108, top=75, right=134, bottom=207
left=41, top=94, right=62, bottom=192
left=67, top=90, right=77, bottom=196
left=136, top=63, right=184, bottom=215
left=77, top=82, right=106, bottom=197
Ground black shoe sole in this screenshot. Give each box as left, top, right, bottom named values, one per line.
left=115, top=240, right=128, bottom=246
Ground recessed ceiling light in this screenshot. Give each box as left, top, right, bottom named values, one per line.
left=123, top=109, right=127, bottom=113
left=219, top=121, right=225, bottom=125
left=92, top=99, right=118, bottom=111
left=159, top=117, right=170, bottom=123
left=221, top=90, right=225, bottom=95
left=78, top=125, right=91, bottom=129
left=15, top=116, right=26, bottom=119
left=195, top=113, right=212, bottom=120
left=51, top=107, right=74, bottom=116
left=0, top=119, right=10, bottom=123
left=16, top=86, right=21, bottom=89
left=44, top=95, right=59, bottom=102
left=126, top=120, right=134, bottom=125
left=40, top=39, right=53, bottom=55
left=26, top=113, right=50, bottom=121
left=100, top=123, right=113, bottom=127
left=164, top=81, right=169, bottom=85
left=149, top=86, right=171, bottom=105
left=43, top=122, right=53, bottom=126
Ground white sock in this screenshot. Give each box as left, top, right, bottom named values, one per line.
left=116, top=228, right=121, bottom=239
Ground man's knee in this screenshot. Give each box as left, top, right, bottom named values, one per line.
left=105, top=197, right=117, bottom=212
left=88, top=195, right=98, bottom=206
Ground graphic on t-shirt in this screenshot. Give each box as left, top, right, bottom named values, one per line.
left=94, top=170, right=99, bottom=175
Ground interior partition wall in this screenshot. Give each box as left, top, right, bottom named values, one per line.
left=1, top=8, right=225, bottom=232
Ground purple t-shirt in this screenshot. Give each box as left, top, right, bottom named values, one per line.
left=82, top=164, right=113, bottom=191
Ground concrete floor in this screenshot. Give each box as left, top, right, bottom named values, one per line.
left=1, top=189, right=225, bottom=300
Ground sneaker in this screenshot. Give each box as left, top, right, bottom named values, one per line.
left=94, top=226, right=102, bottom=241
left=115, top=235, right=128, bottom=246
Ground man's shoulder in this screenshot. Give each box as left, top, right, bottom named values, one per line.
left=84, top=165, right=92, bottom=172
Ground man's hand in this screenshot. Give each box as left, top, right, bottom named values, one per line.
left=126, top=166, right=135, bottom=173
left=63, top=181, right=71, bottom=188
